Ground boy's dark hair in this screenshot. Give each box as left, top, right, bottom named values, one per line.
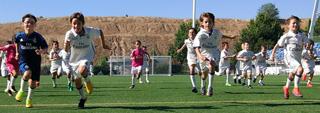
left=261, top=45, right=267, bottom=49
left=70, top=12, right=85, bottom=24
left=307, top=39, right=315, bottom=45
left=286, top=15, right=301, bottom=24
left=188, top=28, right=198, bottom=33
left=222, top=42, right=228, bottom=48
left=22, top=14, right=37, bottom=23
left=142, top=46, right=147, bottom=49
left=135, top=40, right=141, bottom=45
left=6, top=40, right=13, bottom=44
left=199, top=12, right=215, bottom=25
left=51, top=40, right=59, bottom=45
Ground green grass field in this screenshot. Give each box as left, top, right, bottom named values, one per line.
left=0, top=75, right=320, bottom=113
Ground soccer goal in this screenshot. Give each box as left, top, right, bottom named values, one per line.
left=109, top=56, right=172, bottom=76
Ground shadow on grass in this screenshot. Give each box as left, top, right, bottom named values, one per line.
left=224, top=91, right=282, bottom=94
left=86, top=105, right=220, bottom=112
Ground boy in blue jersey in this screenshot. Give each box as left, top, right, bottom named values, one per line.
left=14, top=14, right=48, bottom=108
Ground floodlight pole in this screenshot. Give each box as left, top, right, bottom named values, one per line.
left=308, top=0, right=319, bottom=39
left=192, top=0, right=196, bottom=28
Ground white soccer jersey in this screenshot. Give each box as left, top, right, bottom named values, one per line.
left=255, top=52, right=268, bottom=67
left=65, top=27, right=101, bottom=67
left=219, top=49, right=230, bottom=68
left=277, top=30, right=307, bottom=69
left=237, top=50, right=254, bottom=71
left=185, top=38, right=197, bottom=60
left=193, top=28, right=222, bottom=61
left=301, top=49, right=316, bottom=69
left=49, top=49, right=62, bottom=66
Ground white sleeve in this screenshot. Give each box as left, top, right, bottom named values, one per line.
left=49, top=50, right=54, bottom=59
left=277, top=34, right=287, bottom=47
left=64, top=30, right=72, bottom=42
left=237, top=51, right=244, bottom=58
left=221, top=50, right=226, bottom=58
left=193, top=33, right=203, bottom=48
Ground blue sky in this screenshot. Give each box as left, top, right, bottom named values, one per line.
left=0, top=0, right=315, bottom=23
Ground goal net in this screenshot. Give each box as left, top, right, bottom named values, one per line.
left=109, top=56, right=172, bottom=76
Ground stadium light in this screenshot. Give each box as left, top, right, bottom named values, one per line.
left=192, top=0, right=196, bottom=28
left=308, top=0, right=319, bottom=39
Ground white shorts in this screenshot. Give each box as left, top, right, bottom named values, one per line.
left=142, top=64, right=150, bottom=72
left=284, top=55, right=302, bottom=73
left=1, top=66, right=8, bottom=77
left=50, top=64, right=62, bottom=74
left=241, top=66, right=252, bottom=74
left=187, top=58, right=197, bottom=67
left=131, top=66, right=142, bottom=75
left=218, top=66, right=230, bottom=75
left=255, top=65, right=267, bottom=75
left=62, top=62, right=72, bottom=74
left=302, top=62, right=315, bottom=74
left=70, top=60, right=90, bottom=79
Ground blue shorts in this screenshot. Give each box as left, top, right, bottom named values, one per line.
left=19, top=60, right=41, bottom=81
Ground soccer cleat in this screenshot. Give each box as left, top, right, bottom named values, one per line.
left=68, top=82, right=74, bottom=91
left=238, top=79, right=242, bottom=84
left=26, top=99, right=32, bottom=108
left=15, top=90, right=24, bottom=102
left=191, top=87, right=198, bottom=93
left=129, top=85, right=135, bottom=89
left=248, top=85, right=253, bottom=89
left=53, top=84, right=57, bottom=88
left=283, top=86, right=289, bottom=99
left=302, top=74, right=307, bottom=81
left=206, top=87, right=213, bottom=96
left=11, top=86, right=17, bottom=93
left=233, top=78, right=237, bottom=84
left=242, top=83, right=246, bottom=86
left=139, top=80, right=144, bottom=84
left=292, top=87, right=303, bottom=97
left=4, top=89, right=8, bottom=93
left=253, top=78, right=257, bottom=83
left=225, top=83, right=232, bottom=87
left=146, top=80, right=150, bottom=83
left=201, top=87, right=206, bottom=95
left=258, top=81, right=265, bottom=86
left=307, top=82, right=313, bottom=88
left=78, top=98, right=87, bottom=109
left=85, top=82, right=93, bottom=94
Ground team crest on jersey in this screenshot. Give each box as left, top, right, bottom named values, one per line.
left=20, top=38, right=23, bottom=42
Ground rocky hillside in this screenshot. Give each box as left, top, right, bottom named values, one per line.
left=0, top=16, right=309, bottom=64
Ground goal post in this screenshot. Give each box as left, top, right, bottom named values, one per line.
left=109, top=56, right=172, bottom=76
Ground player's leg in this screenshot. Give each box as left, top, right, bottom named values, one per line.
left=253, top=66, right=260, bottom=83
left=206, top=61, right=215, bottom=96
left=5, top=75, right=13, bottom=96
left=225, top=68, right=231, bottom=86
left=50, top=66, right=58, bottom=88
left=15, top=63, right=31, bottom=102
left=145, top=67, right=150, bottom=83
left=189, top=64, right=197, bottom=93
left=9, top=67, right=18, bottom=93
left=77, top=61, right=92, bottom=94
left=89, top=62, right=94, bottom=77
left=292, top=66, right=303, bottom=97
left=74, top=76, right=86, bottom=109
left=258, top=68, right=266, bottom=86
left=307, top=71, right=314, bottom=88
left=130, top=67, right=137, bottom=89
left=247, top=70, right=252, bottom=89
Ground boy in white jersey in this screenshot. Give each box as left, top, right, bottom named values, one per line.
left=233, top=43, right=245, bottom=85
left=177, top=28, right=199, bottom=93
left=0, top=51, right=12, bottom=96
left=139, top=46, right=151, bottom=84
left=49, top=41, right=62, bottom=88
left=271, top=16, right=308, bottom=99
left=218, top=42, right=235, bottom=86
left=64, top=12, right=111, bottom=109
left=301, top=39, right=316, bottom=88
left=237, top=42, right=255, bottom=88
left=59, top=49, right=74, bottom=91
left=253, top=45, right=268, bottom=86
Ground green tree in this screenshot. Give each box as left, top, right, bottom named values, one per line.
left=236, top=3, right=283, bottom=52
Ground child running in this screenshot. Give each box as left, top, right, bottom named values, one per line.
left=253, top=45, right=268, bottom=86
left=301, top=39, right=317, bottom=88
left=130, top=40, right=145, bottom=89
left=270, top=15, right=308, bottom=99
left=49, top=40, right=62, bottom=88
left=177, top=28, right=199, bottom=93
left=14, top=14, right=49, bottom=108
left=237, top=42, right=255, bottom=88
left=217, top=42, right=235, bottom=86
left=64, top=12, right=110, bottom=109
left=139, top=45, right=151, bottom=84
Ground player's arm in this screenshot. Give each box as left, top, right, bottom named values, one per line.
left=14, top=43, right=19, bottom=60
left=176, top=43, right=186, bottom=53
left=99, top=30, right=111, bottom=50
left=194, top=47, right=206, bottom=61
left=270, top=44, right=280, bottom=61
left=236, top=52, right=247, bottom=62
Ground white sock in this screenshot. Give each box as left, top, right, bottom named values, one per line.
left=78, top=86, right=86, bottom=99
left=226, top=69, right=230, bottom=84
left=208, top=74, right=213, bottom=88
left=247, top=79, right=251, bottom=86
left=307, top=80, right=311, bottom=83
left=131, top=75, right=135, bottom=85
left=285, top=78, right=291, bottom=88
left=6, top=79, right=11, bottom=90
left=294, top=76, right=300, bottom=88
left=10, top=76, right=16, bottom=88
left=145, top=72, right=149, bottom=81
left=27, top=87, right=32, bottom=100
left=190, top=75, right=196, bottom=87
left=19, top=79, right=27, bottom=92
left=259, top=79, right=262, bottom=83
left=201, top=79, right=205, bottom=88
left=89, top=64, right=94, bottom=75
